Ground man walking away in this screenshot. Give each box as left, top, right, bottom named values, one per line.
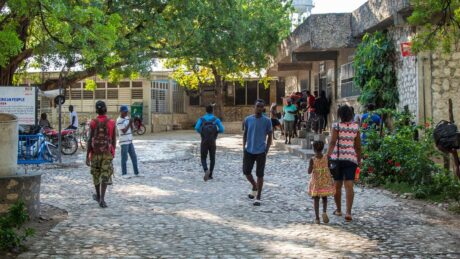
left=195, top=104, right=224, bottom=181
left=86, top=101, right=116, bottom=208
left=314, top=91, right=329, bottom=134
left=117, top=105, right=140, bottom=178
left=243, top=99, right=273, bottom=206
left=67, top=105, right=79, bottom=130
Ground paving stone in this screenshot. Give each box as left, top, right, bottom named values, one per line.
left=16, top=133, right=460, bottom=258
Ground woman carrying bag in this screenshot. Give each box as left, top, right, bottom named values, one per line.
left=327, top=105, right=362, bottom=222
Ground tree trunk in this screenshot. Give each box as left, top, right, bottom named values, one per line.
left=211, top=65, right=225, bottom=121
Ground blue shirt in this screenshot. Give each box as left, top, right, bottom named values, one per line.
left=244, top=115, right=272, bottom=154
left=361, top=113, right=381, bottom=143
left=283, top=105, right=297, bottom=121
left=195, top=113, right=224, bottom=134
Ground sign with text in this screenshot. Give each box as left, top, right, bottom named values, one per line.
left=0, top=86, right=36, bottom=125
left=400, top=42, right=414, bottom=57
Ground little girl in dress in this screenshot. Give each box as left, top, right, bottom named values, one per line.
left=308, top=140, right=336, bottom=224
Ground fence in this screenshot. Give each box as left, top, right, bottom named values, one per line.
left=17, top=134, right=53, bottom=165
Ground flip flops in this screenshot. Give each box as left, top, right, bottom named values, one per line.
left=248, top=189, right=257, bottom=199
left=333, top=210, right=342, bottom=216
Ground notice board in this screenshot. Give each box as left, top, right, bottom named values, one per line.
left=0, top=86, right=36, bottom=125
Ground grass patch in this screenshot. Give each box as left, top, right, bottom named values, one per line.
left=383, top=181, right=414, bottom=194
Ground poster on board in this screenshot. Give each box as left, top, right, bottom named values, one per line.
left=0, top=86, right=36, bottom=125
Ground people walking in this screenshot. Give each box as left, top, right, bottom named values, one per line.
left=308, top=140, right=335, bottom=224
left=243, top=99, right=273, bottom=206
left=314, top=90, right=329, bottom=134
left=327, top=105, right=361, bottom=222
left=306, top=91, right=316, bottom=132
left=270, top=103, right=283, bottom=140
left=66, top=105, right=79, bottom=130
left=195, top=104, right=224, bottom=181
left=86, top=101, right=116, bottom=208
left=283, top=98, right=297, bottom=144
left=116, top=105, right=139, bottom=177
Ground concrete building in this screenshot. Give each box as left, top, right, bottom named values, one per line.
left=269, top=0, right=460, bottom=125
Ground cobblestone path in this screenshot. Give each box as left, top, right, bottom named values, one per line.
left=18, top=132, right=460, bottom=258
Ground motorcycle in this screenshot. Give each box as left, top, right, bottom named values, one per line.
left=42, top=127, right=79, bottom=155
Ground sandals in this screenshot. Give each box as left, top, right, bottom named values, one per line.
left=92, top=194, right=99, bottom=203
left=322, top=213, right=330, bottom=224
left=253, top=199, right=261, bottom=206
left=345, top=215, right=353, bottom=222
left=248, top=189, right=257, bottom=199
left=333, top=210, right=343, bottom=216
left=99, top=201, right=108, bottom=208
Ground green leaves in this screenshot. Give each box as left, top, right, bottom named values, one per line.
left=0, top=200, right=35, bottom=251
left=353, top=31, right=398, bottom=109
left=408, top=0, right=460, bottom=53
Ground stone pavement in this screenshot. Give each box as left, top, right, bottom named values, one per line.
left=18, top=132, right=460, bottom=258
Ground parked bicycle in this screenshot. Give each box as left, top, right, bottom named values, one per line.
left=133, top=116, right=146, bottom=135
left=18, top=127, right=58, bottom=164
left=77, top=121, right=90, bottom=150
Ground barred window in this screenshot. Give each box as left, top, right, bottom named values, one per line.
left=235, top=81, right=246, bottom=105
left=340, top=62, right=360, bottom=98
left=64, top=88, right=70, bottom=99
left=96, top=82, right=105, bottom=89
left=131, top=89, right=143, bottom=99
left=95, top=89, right=106, bottom=99
left=172, top=83, right=185, bottom=113
left=71, top=83, right=81, bottom=89
left=132, top=81, right=143, bottom=88
left=83, top=90, right=94, bottom=100
left=258, top=83, right=270, bottom=105
left=71, top=90, right=82, bottom=99
left=107, top=82, right=118, bottom=88
left=107, top=89, right=118, bottom=99
left=151, top=81, right=169, bottom=113
left=119, top=81, right=130, bottom=88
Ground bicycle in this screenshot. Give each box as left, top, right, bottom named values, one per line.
left=77, top=121, right=90, bottom=150
left=133, top=116, right=146, bottom=135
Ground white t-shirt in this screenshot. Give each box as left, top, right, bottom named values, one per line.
left=70, top=111, right=78, bottom=128
left=116, top=116, right=133, bottom=145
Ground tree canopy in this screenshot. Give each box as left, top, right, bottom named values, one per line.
left=0, top=0, right=187, bottom=89
left=163, top=0, right=292, bottom=118
left=408, top=0, right=460, bottom=53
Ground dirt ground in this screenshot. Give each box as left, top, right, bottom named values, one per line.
left=0, top=203, right=67, bottom=258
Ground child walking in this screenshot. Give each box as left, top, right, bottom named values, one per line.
left=308, top=140, right=335, bottom=224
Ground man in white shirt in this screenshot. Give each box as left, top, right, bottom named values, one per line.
left=66, top=105, right=79, bottom=130
left=116, top=105, right=139, bottom=177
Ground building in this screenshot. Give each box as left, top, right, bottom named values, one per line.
left=269, top=0, right=460, bottom=125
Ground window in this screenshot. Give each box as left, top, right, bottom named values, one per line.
left=131, top=89, right=143, bottom=99
left=276, top=79, right=285, bottom=105
left=71, top=90, right=82, bottom=99
left=172, top=82, right=185, bottom=113
left=119, top=81, right=130, bottom=88
left=151, top=80, right=169, bottom=113
left=83, top=90, right=94, bottom=100
left=340, top=62, right=360, bottom=98
left=107, top=82, right=117, bottom=88
left=132, top=81, right=143, bottom=88
left=96, top=82, right=105, bottom=89
left=71, top=83, right=81, bottom=89
left=235, top=81, right=246, bottom=105
left=64, top=88, right=70, bottom=99
left=95, top=89, right=106, bottom=99
left=246, top=81, right=258, bottom=105
left=107, top=89, right=118, bottom=99
left=224, top=82, right=235, bottom=106
left=258, top=83, right=270, bottom=105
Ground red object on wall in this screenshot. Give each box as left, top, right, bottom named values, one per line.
left=400, top=42, right=414, bottom=57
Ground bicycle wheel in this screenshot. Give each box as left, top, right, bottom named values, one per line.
left=136, top=125, right=146, bottom=135
left=61, top=136, right=78, bottom=155
left=79, top=130, right=88, bottom=150
left=44, top=144, right=59, bottom=162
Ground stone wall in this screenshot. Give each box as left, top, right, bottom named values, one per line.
left=389, top=26, right=418, bottom=118
left=430, top=50, right=460, bottom=122
left=0, top=173, right=41, bottom=218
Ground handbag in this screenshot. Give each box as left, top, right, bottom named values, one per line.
left=329, top=123, right=340, bottom=178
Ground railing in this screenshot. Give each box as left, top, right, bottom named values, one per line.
left=18, top=134, right=53, bottom=165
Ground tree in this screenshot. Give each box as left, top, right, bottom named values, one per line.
left=353, top=31, right=398, bottom=109
left=408, top=0, right=460, bottom=53
left=164, top=0, right=292, bottom=119
left=0, top=0, right=188, bottom=90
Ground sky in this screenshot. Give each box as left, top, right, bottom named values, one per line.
left=311, top=0, right=368, bottom=14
